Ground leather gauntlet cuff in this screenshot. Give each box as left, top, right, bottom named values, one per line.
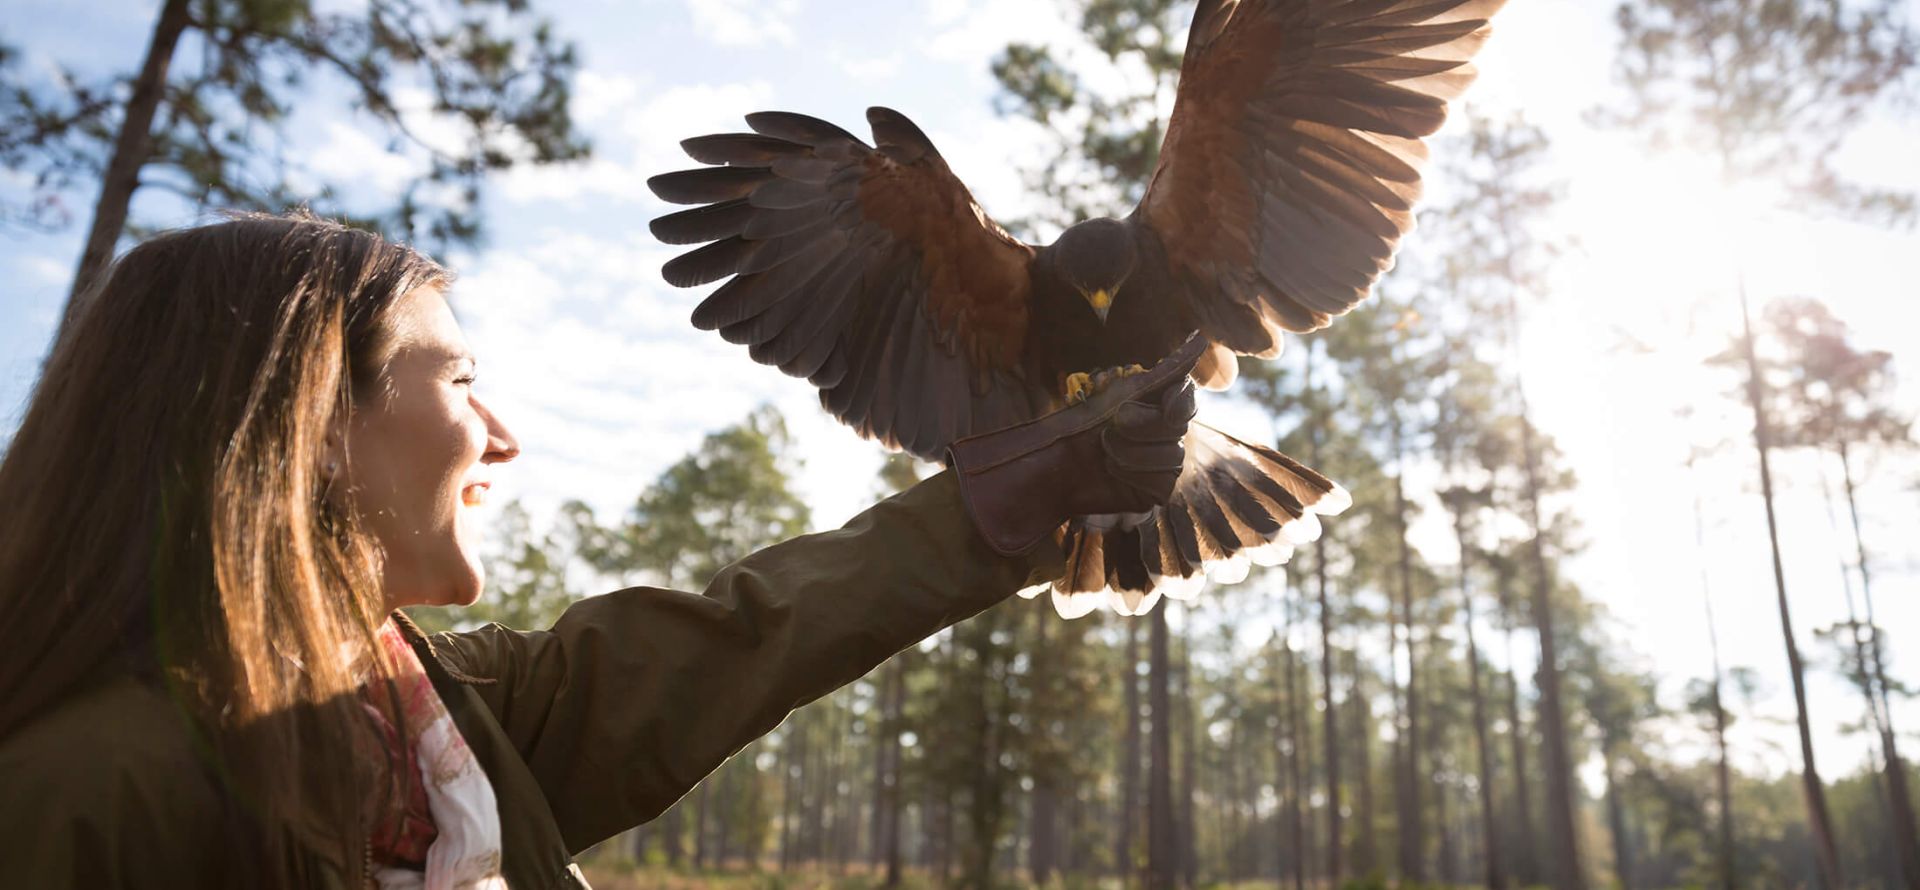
left=948, top=419, right=1097, bottom=557
left=946, top=335, right=1206, bottom=557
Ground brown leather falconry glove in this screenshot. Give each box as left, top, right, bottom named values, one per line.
left=947, top=335, right=1206, bottom=557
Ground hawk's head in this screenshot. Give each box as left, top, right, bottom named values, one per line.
left=1051, top=218, right=1137, bottom=325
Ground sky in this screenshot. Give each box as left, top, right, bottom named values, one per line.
left=2, top=0, right=1917, bottom=784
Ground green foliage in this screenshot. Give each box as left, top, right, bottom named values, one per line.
left=0, top=0, right=588, bottom=249
left=595, top=405, right=812, bottom=589
left=988, top=0, right=1188, bottom=229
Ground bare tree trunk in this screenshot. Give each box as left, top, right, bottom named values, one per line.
left=1178, top=632, right=1200, bottom=890
left=1392, top=421, right=1426, bottom=884
left=1148, top=603, right=1177, bottom=890
left=882, top=659, right=907, bottom=887
left=1029, top=613, right=1059, bottom=887
left=1688, top=452, right=1739, bottom=890
left=1351, top=649, right=1379, bottom=878
left=1490, top=193, right=1586, bottom=888
left=1493, top=562, right=1540, bottom=886
left=1456, top=511, right=1508, bottom=890
left=1304, top=339, right=1345, bottom=884
left=60, top=0, right=192, bottom=336
left=1220, top=641, right=1246, bottom=885
left=694, top=782, right=711, bottom=869
left=663, top=802, right=686, bottom=867
left=1840, top=441, right=1920, bottom=889
left=714, top=765, right=733, bottom=869
left=1119, top=619, right=1142, bottom=885
left=1603, top=745, right=1633, bottom=890
left=1737, top=290, right=1842, bottom=889
left=1710, top=644, right=1737, bottom=890
left=1281, top=595, right=1308, bottom=890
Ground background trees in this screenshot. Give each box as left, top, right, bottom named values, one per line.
left=6, top=0, right=1916, bottom=888
left=0, top=0, right=588, bottom=331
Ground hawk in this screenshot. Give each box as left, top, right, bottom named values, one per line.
left=648, top=0, right=1503, bottom=617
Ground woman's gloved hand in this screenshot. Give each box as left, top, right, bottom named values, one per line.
left=946, top=335, right=1205, bottom=557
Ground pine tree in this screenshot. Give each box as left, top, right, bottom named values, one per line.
left=0, top=0, right=588, bottom=334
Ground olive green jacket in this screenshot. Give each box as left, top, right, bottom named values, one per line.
left=0, top=472, right=1064, bottom=888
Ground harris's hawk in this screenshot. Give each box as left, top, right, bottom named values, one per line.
left=648, top=0, right=1503, bottom=617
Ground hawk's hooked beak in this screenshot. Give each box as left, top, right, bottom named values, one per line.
left=1087, top=288, right=1112, bottom=325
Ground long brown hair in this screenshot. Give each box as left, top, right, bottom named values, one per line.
left=0, top=212, right=450, bottom=878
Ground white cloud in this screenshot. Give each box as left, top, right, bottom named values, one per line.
left=306, top=121, right=425, bottom=195
left=22, top=255, right=68, bottom=288
left=571, top=70, right=648, bottom=125
left=686, top=0, right=799, bottom=48
left=831, top=50, right=905, bottom=82
left=922, top=0, right=1084, bottom=67
left=496, top=80, right=775, bottom=205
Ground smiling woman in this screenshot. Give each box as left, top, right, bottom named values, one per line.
left=335, top=285, right=522, bottom=612
left=0, top=211, right=1201, bottom=888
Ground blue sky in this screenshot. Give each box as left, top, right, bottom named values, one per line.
left=4, top=0, right=1919, bottom=784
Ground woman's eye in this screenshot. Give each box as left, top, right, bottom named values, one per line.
left=454, top=375, right=477, bottom=386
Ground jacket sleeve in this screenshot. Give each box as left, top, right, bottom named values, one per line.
left=427, top=469, right=1065, bottom=853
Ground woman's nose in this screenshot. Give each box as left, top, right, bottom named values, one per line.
left=478, top=399, right=520, bottom=464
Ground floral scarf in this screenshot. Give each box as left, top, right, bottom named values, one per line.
left=364, top=619, right=506, bottom=890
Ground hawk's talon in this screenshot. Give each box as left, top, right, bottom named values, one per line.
left=1064, top=371, right=1093, bottom=405
left=1065, top=364, right=1150, bottom=405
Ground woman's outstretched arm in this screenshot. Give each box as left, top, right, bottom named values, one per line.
left=425, top=469, right=1064, bottom=854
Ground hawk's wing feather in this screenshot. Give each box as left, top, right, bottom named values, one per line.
left=1045, top=422, right=1351, bottom=618
left=1132, top=0, right=1503, bottom=357
left=649, top=107, right=1055, bottom=459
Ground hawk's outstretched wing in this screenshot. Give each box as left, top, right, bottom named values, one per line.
left=1132, top=0, right=1504, bottom=357
left=649, top=108, right=1057, bottom=459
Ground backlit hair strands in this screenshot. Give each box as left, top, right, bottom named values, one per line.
left=0, top=212, right=450, bottom=883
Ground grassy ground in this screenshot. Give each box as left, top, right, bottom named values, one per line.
left=577, top=862, right=943, bottom=890
left=573, top=861, right=1428, bottom=890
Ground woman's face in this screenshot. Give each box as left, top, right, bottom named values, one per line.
left=337, top=286, right=519, bottom=611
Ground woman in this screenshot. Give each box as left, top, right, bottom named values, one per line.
left=0, top=213, right=1198, bottom=888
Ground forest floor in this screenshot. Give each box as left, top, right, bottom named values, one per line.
left=576, top=861, right=1401, bottom=890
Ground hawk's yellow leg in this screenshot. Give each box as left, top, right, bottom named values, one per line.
left=1063, top=364, right=1149, bottom=405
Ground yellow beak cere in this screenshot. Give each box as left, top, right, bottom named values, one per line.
left=1087, top=288, right=1113, bottom=323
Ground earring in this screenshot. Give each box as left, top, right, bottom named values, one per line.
left=325, top=460, right=338, bottom=476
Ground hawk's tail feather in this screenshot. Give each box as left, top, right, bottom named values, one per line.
left=1041, top=422, right=1349, bottom=618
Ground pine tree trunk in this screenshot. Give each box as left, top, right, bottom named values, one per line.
left=1120, top=619, right=1142, bottom=884
left=1178, top=633, right=1200, bottom=890
left=1029, top=613, right=1059, bottom=887
left=1515, top=413, right=1584, bottom=890
left=1711, top=665, right=1737, bottom=890
left=60, top=0, right=192, bottom=336
left=883, top=659, right=907, bottom=887
left=1457, top=511, right=1508, bottom=890
left=1840, top=441, right=1920, bottom=889
left=1305, top=339, right=1346, bottom=884
left=1494, top=563, right=1540, bottom=886
left=1689, top=452, right=1739, bottom=890
left=664, top=801, right=686, bottom=867
left=1492, top=209, right=1586, bottom=888
left=1148, top=603, right=1177, bottom=890
left=1351, top=649, right=1379, bottom=877
left=714, top=766, right=733, bottom=869
left=694, top=782, right=711, bottom=869
left=780, top=720, right=800, bottom=870
left=1221, top=650, right=1246, bottom=884
left=1281, top=602, right=1308, bottom=890
left=1603, top=745, right=1632, bottom=890
left=1392, top=421, right=1426, bottom=883
left=1737, top=291, right=1842, bottom=889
